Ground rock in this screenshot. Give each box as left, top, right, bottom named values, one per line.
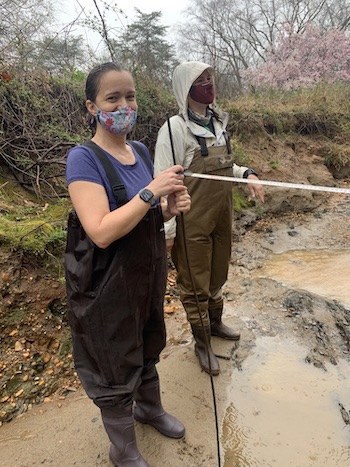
left=14, top=341, right=23, bottom=351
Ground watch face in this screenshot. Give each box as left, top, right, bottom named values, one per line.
left=140, top=189, right=153, bottom=202
left=139, top=188, right=156, bottom=205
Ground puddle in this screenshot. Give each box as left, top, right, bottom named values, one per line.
left=253, top=249, right=350, bottom=307
left=222, top=336, right=350, bottom=466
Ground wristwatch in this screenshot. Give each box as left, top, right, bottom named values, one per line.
left=243, top=168, right=259, bottom=178
left=138, top=188, right=156, bottom=206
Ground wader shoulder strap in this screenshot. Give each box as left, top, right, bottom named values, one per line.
left=82, top=140, right=153, bottom=207
left=67, top=139, right=153, bottom=247
left=223, top=131, right=232, bottom=154
left=83, top=140, right=128, bottom=207
left=195, top=136, right=209, bottom=157
left=191, top=115, right=232, bottom=157
left=83, top=141, right=153, bottom=207
left=196, top=133, right=232, bottom=156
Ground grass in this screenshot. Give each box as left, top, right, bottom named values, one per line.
left=226, top=82, right=350, bottom=114
left=233, top=189, right=253, bottom=213
left=269, top=160, right=280, bottom=170
left=223, top=83, right=350, bottom=142
left=220, top=83, right=350, bottom=175
left=324, top=143, right=350, bottom=171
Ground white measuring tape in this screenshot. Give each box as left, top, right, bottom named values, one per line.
left=183, top=171, right=350, bottom=195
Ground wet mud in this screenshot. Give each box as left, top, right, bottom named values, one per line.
left=221, top=193, right=350, bottom=466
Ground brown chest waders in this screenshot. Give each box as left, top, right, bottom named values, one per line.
left=171, top=141, right=240, bottom=376
left=172, top=143, right=234, bottom=326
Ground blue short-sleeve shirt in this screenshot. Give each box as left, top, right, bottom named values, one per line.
left=66, top=141, right=154, bottom=211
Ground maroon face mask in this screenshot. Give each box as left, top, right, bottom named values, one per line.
left=189, top=81, right=215, bottom=104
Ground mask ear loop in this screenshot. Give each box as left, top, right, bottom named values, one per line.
left=86, top=100, right=98, bottom=132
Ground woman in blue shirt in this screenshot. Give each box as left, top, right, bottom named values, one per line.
left=65, top=62, right=191, bottom=467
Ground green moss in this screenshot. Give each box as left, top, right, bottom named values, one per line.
left=233, top=189, right=251, bottom=213
left=58, top=328, right=73, bottom=356
left=0, top=183, right=70, bottom=258
left=1, top=308, right=27, bottom=326
left=269, top=160, right=280, bottom=170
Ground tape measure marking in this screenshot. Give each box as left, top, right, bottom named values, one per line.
left=183, top=172, right=350, bottom=195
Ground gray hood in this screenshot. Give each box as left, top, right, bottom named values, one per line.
left=172, top=61, right=215, bottom=121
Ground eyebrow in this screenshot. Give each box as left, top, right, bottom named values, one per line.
left=105, top=89, right=135, bottom=97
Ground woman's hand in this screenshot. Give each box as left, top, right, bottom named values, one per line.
left=161, top=188, right=191, bottom=222
left=247, top=174, right=265, bottom=203
left=167, top=189, right=191, bottom=216
left=147, top=165, right=186, bottom=198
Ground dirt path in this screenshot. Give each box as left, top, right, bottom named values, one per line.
left=1, top=194, right=350, bottom=467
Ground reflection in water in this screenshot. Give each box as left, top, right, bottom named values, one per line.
left=222, top=337, right=350, bottom=466
left=222, top=404, right=272, bottom=467
left=254, top=249, right=350, bottom=307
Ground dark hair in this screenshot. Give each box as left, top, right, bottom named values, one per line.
left=85, top=62, right=127, bottom=101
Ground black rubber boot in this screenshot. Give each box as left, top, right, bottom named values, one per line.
left=209, top=306, right=241, bottom=340
left=191, top=324, right=220, bottom=376
left=134, top=367, right=185, bottom=439
left=101, top=405, right=150, bottom=467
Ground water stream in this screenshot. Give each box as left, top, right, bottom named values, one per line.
left=253, top=249, right=350, bottom=308
left=222, top=337, right=350, bottom=466
left=222, top=249, right=350, bottom=466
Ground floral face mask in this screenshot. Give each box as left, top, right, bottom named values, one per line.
left=96, top=105, right=137, bottom=135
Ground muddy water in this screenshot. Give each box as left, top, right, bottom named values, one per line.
left=253, top=249, right=350, bottom=307
left=222, top=336, right=350, bottom=466
left=221, top=248, right=350, bottom=466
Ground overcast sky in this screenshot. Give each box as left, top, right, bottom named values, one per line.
left=58, top=0, right=190, bottom=52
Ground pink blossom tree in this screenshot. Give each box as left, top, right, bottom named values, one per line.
left=243, top=23, right=350, bottom=90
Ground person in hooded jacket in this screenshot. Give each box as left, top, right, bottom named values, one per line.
left=154, top=61, right=264, bottom=376
left=65, top=62, right=191, bottom=467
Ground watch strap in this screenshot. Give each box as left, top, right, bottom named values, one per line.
left=138, top=188, right=156, bottom=206
left=243, top=168, right=258, bottom=178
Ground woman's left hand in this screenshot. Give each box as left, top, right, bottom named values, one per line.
left=164, top=189, right=191, bottom=219
left=247, top=174, right=265, bottom=203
